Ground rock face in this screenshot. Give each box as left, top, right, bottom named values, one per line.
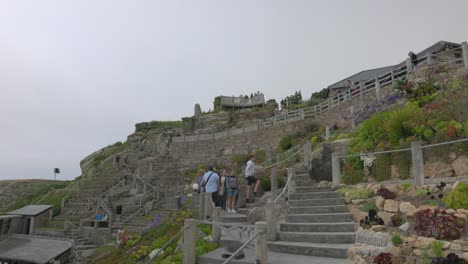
left=375, top=196, right=385, bottom=210
left=424, top=161, right=454, bottom=178
left=399, top=202, right=416, bottom=217
left=309, top=139, right=349, bottom=182
left=451, top=156, right=468, bottom=176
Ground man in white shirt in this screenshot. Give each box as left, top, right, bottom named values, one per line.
left=201, top=166, right=220, bottom=205
left=245, top=155, right=259, bottom=203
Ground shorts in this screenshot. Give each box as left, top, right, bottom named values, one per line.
left=246, top=176, right=257, bottom=186
left=228, top=188, right=238, bottom=197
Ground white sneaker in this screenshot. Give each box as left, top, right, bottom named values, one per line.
left=228, top=209, right=232, bottom=213
left=231, top=209, right=237, bottom=214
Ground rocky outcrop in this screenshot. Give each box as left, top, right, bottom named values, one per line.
left=451, top=156, right=468, bottom=176
left=424, top=161, right=454, bottom=178
left=309, top=139, right=349, bottom=182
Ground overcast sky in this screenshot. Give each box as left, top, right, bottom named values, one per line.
left=1, top=0, right=467, bottom=181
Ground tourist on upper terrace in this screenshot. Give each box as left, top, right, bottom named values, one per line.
left=201, top=166, right=221, bottom=206
left=226, top=169, right=238, bottom=213
left=408, top=51, right=419, bottom=78
left=245, top=155, right=259, bottom=203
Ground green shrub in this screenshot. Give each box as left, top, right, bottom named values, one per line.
left=391, top=234, right=403, bottom=246
left=443, top=182, right=468, bottom=209
left=337, top=187, right=374, bottom=200
left=431, top=240, right=443, bottom=257
left=360, top=199, right=378, bottom=212
left=371, top=154, right=392, bottom=182
left=255, top=149, right=266, bottom=164
left=400, top=182, right=412, bottom=192
left=416, top=189, right=428, bottom=196
left=392, top=152, right=411, bottom=180
left=230, top=154, right=249, bottom=167
left=278, top=135, right=295, bottom=152
left=341, top=168, right=364, bottom=185
left=260, top=176, right=271, bottom=191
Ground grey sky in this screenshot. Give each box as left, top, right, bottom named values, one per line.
left=1, top=0, right=467, bottom=180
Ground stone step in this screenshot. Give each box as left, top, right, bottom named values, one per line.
left=268, top=241, right=350, bottom=258
left=277, top=231, right=356, bottom=244
left=289, top=198, right=344, bottom=207
left=280, top=222, right=355, bottom=233
left=289, top=192, right=339, bottom=200
left=295, top=180, right=316, bottom=187
left=294, top=174, right=311, bottom=181
left=288, top=205, right=348, bottom=214
left=221, top=214, right=248, bottom=223
left=295, top=187, right=332, bottom=193
left=287, top=213, right=354, bottom=223
left=76, top=244, right=99, bottom=250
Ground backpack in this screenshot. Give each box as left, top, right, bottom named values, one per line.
left=226, top=175, right=238, bottom=189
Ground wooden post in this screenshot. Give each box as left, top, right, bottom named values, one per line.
left=255, top=222, right=268, bottom=264
left=411, top=141, right=425, bottom=186
left=406, top=58, right=413, bottom=78
left=332, top=152, right=341, bottom=187
left=375, top=77, right=381, bottom=103
left=350, top=105, right=356, bottom=129
left=183, top=219, right=196, bottom=264
left=287, top=168, right=296, bottom=195
left=462, top=42, right=468, bottom=71
left=270, top=166, right=277, bottom=192
left=426, top=52, right=432, bottom=66
left=325, top=125, right=330, bottom=141
left=265, top=199, right=276, bottom=241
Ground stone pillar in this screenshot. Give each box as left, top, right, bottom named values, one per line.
left=411, top=141, right=425, bottom=186
left=270, top=167, right=277, bottom=192
left=203, top=192, right=213, bottom=220
left=331, top=152, right=341, bottom=187
left=406, top=58, right=413, bottom=78
left=359, top=81, right=364, bottom=95
left=350, top=105, right=356, bottom=129
left=191, top=192, right=199, bottom=212
left=462, top=42, right=468, bottom=71
left=375, top=77, right=381, bottom=103
left=237, top=185, right=247, bottom=209
left=255, top=222, right=268, bottom=264
left=198, top=191, right=205, bottom=218
left=287, top=168, right=296, bottom=195
left=183, top=219, right=196, bottom=264
left=325, top=125, right=330, bottom=141
left=212, top=207, right=221, bottom=242
left=303, top=140, right=312, bottom=167
left=265, top=199, right=276, bottom=241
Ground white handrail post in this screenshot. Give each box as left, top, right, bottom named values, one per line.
left=325, top=125, right=330, bottom=141
left=255, top=222, right=268, bottom=264
left=426, top=52, right=432, bottom=66
left=183, top=219, right=196, bottom=264
left=287, top=168, right=296, bottom=195
left=462, top=41, right=468, bottom=71
left=265, top=199, right=276, bottom=241
left=375, top=77, right=381, bottom=103
left=411, top=141, right=425, bottom=186
left=331, top=152, right=341, bottom=187
left=212, top=207, right=221, bottom=241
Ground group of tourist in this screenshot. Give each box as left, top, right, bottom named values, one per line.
left=195, top=155, right=260, bottom=213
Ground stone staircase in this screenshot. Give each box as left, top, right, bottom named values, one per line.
left=268, top=172, right=355, bottom=259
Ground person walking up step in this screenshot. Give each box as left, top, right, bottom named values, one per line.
left=245, top=155, right=259, bottom=203
left=226, top=169, right=239, bottom=213
left=201, top=166, right=220, bottom=206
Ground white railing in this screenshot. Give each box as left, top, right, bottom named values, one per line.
left=170, top=44, right=466, bottom=144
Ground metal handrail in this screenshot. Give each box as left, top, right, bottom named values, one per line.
left=265, top=146, right=304, bottom=170
left=222, top=231, right=261, bottom=264
left=274, top=168, right=294, bottom=204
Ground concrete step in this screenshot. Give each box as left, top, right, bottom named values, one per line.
left=295, top=180, right=316, bottom=187
left=221, top=214, right=248, bottom=223
left=289, top=192, right=339, bottom=200
left=288, top=205, right=348, bottom=214
left=278, top=231, right=355, bottom=244
left=295, top=187, right=332, bottom=193
left=287, top=213, right=353, bottom=223
left=280, top=222, right=355, bottom=233
left=268, top=241, right=351, bottom=258
left=289, top=198, right=344, bottom=207
left=76, top=244, right=99, bottom=250
left=294, top=174, right=311, bottom=181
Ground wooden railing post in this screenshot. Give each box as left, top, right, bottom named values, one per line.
left=406, top=58, right=413, bottom=78
left=325, top=125, right=330, bottom=141
left=265, top=199, right=276, bottom=241
left=411, top=141, right=425, bottom=186
left=270, top=166, right=277, bottom=192
left=287, top=168, right=296, bottom=195
left=212, top=207, right=221, bottom=241
left=462, top=42, right=468, bottom=71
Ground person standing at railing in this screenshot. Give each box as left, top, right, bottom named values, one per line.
left=201, top=166, right=220, bottom=206
left=408, top=51, right=419, bottom=78
left=245, top=155, right=259, bottom=203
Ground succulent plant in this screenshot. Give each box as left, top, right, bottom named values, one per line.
left=414, top=209, right=465, bottom=241
left=373, top=252, right=392, bottom=264
left=454, top=217, right=466, bottom=228
left=377, top=188, right=396, bottom=199
left=448, top=227, right=460, bottom=239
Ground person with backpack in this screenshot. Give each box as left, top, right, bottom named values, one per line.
left=201, top=166, right=220, bottom=206
left=226, top=169, right=239, bottom=213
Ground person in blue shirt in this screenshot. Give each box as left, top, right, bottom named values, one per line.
left=201, top=166, right=220, bottom=206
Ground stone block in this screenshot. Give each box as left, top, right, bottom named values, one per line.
left=399, top=202, right=416, bottom=217
left=384, top=199, right=399, bottom=213
left=451, top=156, right=468, bottom=176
